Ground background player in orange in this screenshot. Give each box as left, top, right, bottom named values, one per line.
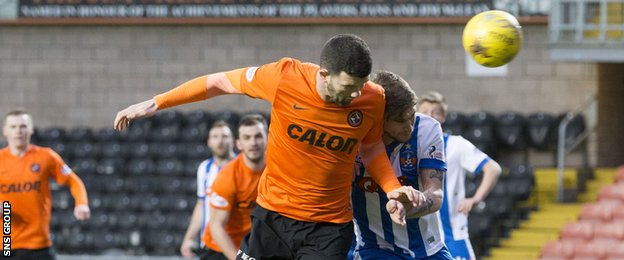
left=202, top=114, right=267, bottom=260
left=113, top=34, right=423, bottom=259
left=0, top=110, right=90, bottom=260
left=181, top=120, right=236, bottom=258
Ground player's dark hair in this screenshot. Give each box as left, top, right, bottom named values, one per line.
left=238, top=114, right=268, bottom=136
left=372, top=71, right=418, bottom=122
left=209, top=120, right=232, bottom=132
left=320, top=34, right=372, bottom=78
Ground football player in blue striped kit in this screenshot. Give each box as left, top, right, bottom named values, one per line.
left=350, top=72, right=453, bottom=260
left=417, top=91, right=501, bottom=260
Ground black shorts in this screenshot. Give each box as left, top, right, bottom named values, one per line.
left=10, top=247, right=56, bottom=260
left=236, top=205, right=353, bottom=260
left=198, top=247, right=228, bottom=260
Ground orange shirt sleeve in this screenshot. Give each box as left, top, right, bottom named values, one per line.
left=224, top=57, right=296, bottom=103
left=361, top=82, right=386, bottom=145
left=46, top=148, right=89, bottom=206
left=209, top=163, right=237, bottom=211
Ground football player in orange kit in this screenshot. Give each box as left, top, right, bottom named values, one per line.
left=0, top=110, right=90, bottom=260
left=202, top=114, right=267, bottom=260
left=114, top=34, right=424, bottom=259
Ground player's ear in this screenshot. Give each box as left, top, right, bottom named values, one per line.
left=235, top=139, right=242, bottom=151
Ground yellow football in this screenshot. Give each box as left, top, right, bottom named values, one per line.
left=462, top=10, right=523, bottom=67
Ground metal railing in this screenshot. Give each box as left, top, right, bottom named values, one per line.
left=556, top=94, right=597, bottom=202
left=551, top=0, right=624, bottom=44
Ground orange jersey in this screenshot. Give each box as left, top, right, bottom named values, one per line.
left=0, top=145, right=79, bottom=250
left=225, top=58, right=389, bottom=223
left=203, top=154, right=263, bottom=252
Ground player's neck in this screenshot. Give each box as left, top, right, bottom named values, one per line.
left=8, top=143, right=28, bottom=157
left=213, top=153, right=235, bottom=167
left=382, top=133, right=394, bottom=146
left=315, top=72, right=330, bottom=103
left=242, top=155, right=265, bottom=172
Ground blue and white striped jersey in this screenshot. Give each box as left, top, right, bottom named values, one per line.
left=196, top=158, right=223, bottom=246
left=351, top=114, right=447, bottom=258
left=439, top=134, right=490, bottom=242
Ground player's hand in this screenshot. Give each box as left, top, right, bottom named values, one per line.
left=74, top=205, right=90, bottom=221
left=387, top=186, right=425, bottom=208
left=113, top=99, right=159, bottom=131
left=456, top=197, right=478, bottom=215
left=180, top=239, right=196, bottom=258
left=386, top=199, right=407, bottom=225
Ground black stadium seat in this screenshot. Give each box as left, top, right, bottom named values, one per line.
left=67, top=127, right=93, bottom=142
left=70, top=141, right=100, bottom=159
left=149, top=125, right=180, bottom=142
left=463, top=111, right=497, bottom=155
left=72, top=158, right=98, bottom=175
left=558, top=113, right=586, bottom=149
left=155, top=158, right=184, bottom=175
left=38, top=127, right=66, bottom=142
left=100, top=142, right=127, bottom=158
left=527, top=112, right=556, bottom=150
left=128, top=142, right=150, bottom=158
left=126, top=158, right=156, bottom=175
left=179, top=123, right=209, bottom=143
left=185, top=110, right=213, bottom=127
left=496, top=111, right=527, bottom=150
left=151, top=110, right=185, bottom=128
left=441, top=111, right=467, bottom=136
left=94, top=128, right=122, bottom=142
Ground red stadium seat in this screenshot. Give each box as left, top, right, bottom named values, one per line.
left=541, top=240, right=575, bottom=258
left=606, top=242, right=624, bottom=259
left=574, top=240, right=608, bottom=259
left=599, top=184, right=624, bottom=201
left=593, top=222, right=624, bottom=240
left=579, top=202, right=615, bottom=222
left=560, top=222, right=594, bottom=241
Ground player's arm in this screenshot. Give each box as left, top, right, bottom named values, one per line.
left=457, top=160, right=502, bottom=214
left=180, top=199, right=204, bottom=258
left=209, top=208, right=237, bottom=260
left=65, top=173, right=90, bottom=221
left=114, top=73, right=241, bottom=131
left=360, top=140, right=424, bottom=225
left=405, top=168, right=444, bottom=218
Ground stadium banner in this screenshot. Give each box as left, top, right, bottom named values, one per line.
left=0, top=0, right=548, bottom=23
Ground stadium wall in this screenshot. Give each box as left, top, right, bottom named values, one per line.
left=0, top=24, right=596, bottom=129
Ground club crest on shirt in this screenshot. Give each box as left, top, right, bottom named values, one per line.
left=347, top=110, right=363, bottom=127
left=428, top=145, right=444, bottom=160
left=210, top=192, right=229, bottom=208
left=31, top=163, right=40, bottom=173
left=400, top=145, right=417, bottom=172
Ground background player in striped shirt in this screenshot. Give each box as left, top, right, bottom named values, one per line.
left=0, top=110, right=90, bottom=260
left=203, top=114, right=267, bottom=260
left=351, top=72, right=453, bottom=260
left=181, top=120, right=236, bottom=258
left=417, top=91, right=502, bottom=260
left=113, top=34, right=423, bottom=259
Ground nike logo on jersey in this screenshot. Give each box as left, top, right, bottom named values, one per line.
left=292, top=104, right=308, bottom=110
left=287, top=124, right=358, bottom=154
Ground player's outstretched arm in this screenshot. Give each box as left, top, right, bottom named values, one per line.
left=114, top=73, right=242, bottom=131
left=457, top=160, right=502, bottom=214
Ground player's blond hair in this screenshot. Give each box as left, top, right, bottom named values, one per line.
left=417, top=91, right=448, bottom=114
left=3, top=109, right=33, bottom=127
